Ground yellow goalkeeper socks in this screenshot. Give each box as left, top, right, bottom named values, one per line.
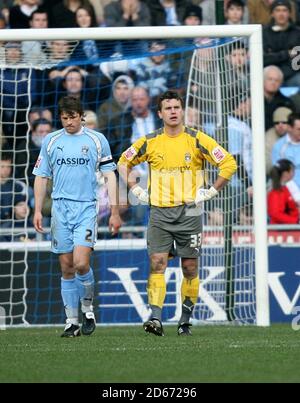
left=147, top=273, right=166, bottom=310
left=181, top=276, right=200, bottom=306
left=180, top=277, right=200, bottom=324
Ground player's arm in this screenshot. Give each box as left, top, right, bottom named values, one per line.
left=33, top=176, right=49, bottom=233
left=195, top=131, right=237, bottom=204
left=32, top=138, right=53, bottom=233
left=102, top=170, right=122, bottom=235
left=118, top=138, right=149, bottom=202
left=99, top=134, right=122, bottom=234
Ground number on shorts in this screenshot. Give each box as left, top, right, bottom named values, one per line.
left=190, top=233, right=202, bottom=248
left=85, top=229, right=92, bottom=242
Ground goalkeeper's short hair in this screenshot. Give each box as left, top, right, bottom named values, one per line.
left=157, top=90, right=184, bottom=111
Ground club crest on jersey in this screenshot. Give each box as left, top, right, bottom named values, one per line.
left=185, top=152, right=192, bottom=162
left=212, top=147, right=225, bottom=163
left=124, top=146, right=137, bottom=160
left=81, top=145, right=89, bottom=155
left=35, top=156, right=43, bottom=168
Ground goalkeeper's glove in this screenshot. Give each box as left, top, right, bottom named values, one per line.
left=195, top=186, right=218, bottom=205
left=131, top=185, right=149, bottom=203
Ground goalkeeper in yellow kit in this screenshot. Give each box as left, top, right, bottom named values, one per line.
left=118, top=91, right=237, bottom=336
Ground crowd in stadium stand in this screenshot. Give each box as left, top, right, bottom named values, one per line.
left=1, top=0, right=300, bottom=241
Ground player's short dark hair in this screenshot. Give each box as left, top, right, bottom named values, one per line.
left=157, top=91, right=184, bottom=111
left=58, top=96, right=84, bottom=116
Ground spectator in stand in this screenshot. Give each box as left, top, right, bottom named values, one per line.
left=272, top=113, right=300, bottom=188
left=47, top=40, right=71, bottom=65
left=185, top=104, right=201, bottom=129
left=104, top=0, right=150, bottom=26
left=28, top=107, right=53, bottom=130
left=84, top=110, right=99, bottom=130
left=182, top=4, right=202, bottom=25
left=225, top=41, right=249, bottom=102
left=89, top=0, right=117, bottom=25
left=0, top=10, right=6, bottom=28
left=204, top=94, right=253, bottom=194
left=60, top=67, right=95, bottom=112
left=0, top=193, right=35, bottom=242
left=104, top=0, right=151, bottom=55
left=15, top=118, right=52, bottom=186
left=50, top=0, right=96, bottom=28
left=225, top=0, right=245, bottom=24
left=145, top=0, right=193, bottom=26
left=130, top=40, right=175, bottom=99
left=248, top=0, right=298, bottom=25
left=41, top=41, right=85, bottom=113
left=0, top=125, right=6, bottom=149
left=22, top=7, right=49, bottom=64
left=263, top=65, right=295, bottom=130
left=263, top=0, right=300, bottom=87
left=265, top=106, right=292, bottom=176
left=97, top=74, right=134, bottom=136
left=198, top=0, right=249, bottom=25
left=268, top=159, right=299, bottom=224
left=0, top=151, right=27, bottom=223
left=238, top=204, right=254, bottom=226
left=1, top=42, right=38, bottom=147
left=9, top=0, right=40, bottom=28
left=107, top=86, right=160, bottom=161
left=72, top=5, right=107, bottom=67
left=290, top=89, right=300, bottom=113
left=0, top=1, right=13, bottom=25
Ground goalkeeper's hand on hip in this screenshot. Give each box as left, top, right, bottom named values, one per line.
left=195, top=186, right=218, bottom=205
left=131, top=185, right=149, bottom=203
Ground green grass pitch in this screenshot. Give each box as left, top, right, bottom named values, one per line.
left=0, top=324, right=299, bottom=383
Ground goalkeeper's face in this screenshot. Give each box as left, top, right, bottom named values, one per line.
left=158, top=99, right=184, bottom=128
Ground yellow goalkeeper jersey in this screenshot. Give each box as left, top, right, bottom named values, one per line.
left=118, top=126, right=237, bottom=207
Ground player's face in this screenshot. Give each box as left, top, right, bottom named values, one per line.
left=60, top=112, right=83, bottom=134
left=158, top=99, right=184, bottom=128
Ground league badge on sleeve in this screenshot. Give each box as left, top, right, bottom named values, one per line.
left=212, top=147, right=225, bottom=163
left=35, top=156, right=43, bottom=168
left=124, top=146, right=137, bottom=161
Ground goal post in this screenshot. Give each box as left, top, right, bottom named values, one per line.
left=0, top=25, right=269, bottom=327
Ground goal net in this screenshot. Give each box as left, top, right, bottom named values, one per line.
left=0, top=26, right=269, bottom=327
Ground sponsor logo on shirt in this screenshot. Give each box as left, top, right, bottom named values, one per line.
left=56, top=158, right=90, bottom=166
left=212, top=147, right=225, bottom=163
left=124, top=146, right=137, bottom=160
left=35, top=156, right=43, bottom=168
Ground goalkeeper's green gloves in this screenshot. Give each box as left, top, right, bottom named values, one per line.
left=131, top=185, right=149, bottom=203
left=195, top=186, right=218, bottom=205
